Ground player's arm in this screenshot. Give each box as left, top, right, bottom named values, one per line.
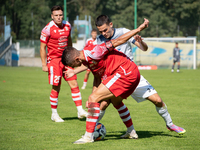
left=68, top=36, right=72, bottom=47
left=64, top=64, right=88, bottom=78
left=133, top=35, right=148, bottom=51
left=111, top=18, right=149, bottom=49
left=40, top=42, right=48, bottom=72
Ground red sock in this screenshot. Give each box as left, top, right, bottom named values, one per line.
left=86, top=102, right=100, bottom=133
left=114, top=102, right=133, bottom=128
left=71, top=87, right=82, bottom=107
left=50, top=90, right=59, bottom=109
left=84, top=79, right=88, bottom=82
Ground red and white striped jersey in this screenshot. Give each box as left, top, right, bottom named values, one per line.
left=82, top=41, right=137, bottom=80
left=40, top=20, right=71, bottom=60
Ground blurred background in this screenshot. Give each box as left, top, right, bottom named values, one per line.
left=0, top=0, right=200, bottom=69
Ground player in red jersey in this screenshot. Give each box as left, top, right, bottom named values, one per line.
left=40, top=5, right=87, bottom=122
left=62, top=18, right=149, bottom=144
left=81, top=29, right=98, bottom=89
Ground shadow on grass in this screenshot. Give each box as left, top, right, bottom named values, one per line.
left=62, top=117, right=86, bottom=121
left=105, top=130, right=186, bottom=140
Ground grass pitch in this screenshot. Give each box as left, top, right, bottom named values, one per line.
left=0, top=66, right=200, bottom=150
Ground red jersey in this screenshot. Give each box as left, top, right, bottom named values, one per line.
left=40, top=20, right=71, bottom=60
left=85, top=37, right=96, bottom=47
left=82, top=41, right=138, bottom=81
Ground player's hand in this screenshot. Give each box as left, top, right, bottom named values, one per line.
left=134, top=35, right=143, bottom=42
left=138, top=18, right=149, bottom=31
left=63, top=67, right=75, bottom=78
left=42, top=65, right=48, bottom=72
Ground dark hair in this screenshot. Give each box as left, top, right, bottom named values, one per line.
left=175, top=42, right=178, bottom=44
left=95, top=15, right=111, bottom=26
left=61, top=47, right=79, bottom=67
left=91, top=29, right=97, bottom=33
left=51, top=5, right=63, bottom=13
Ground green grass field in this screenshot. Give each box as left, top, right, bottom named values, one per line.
left=0, top=66, right=200, bottom=150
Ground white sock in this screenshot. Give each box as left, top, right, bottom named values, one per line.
left=52, top=109, right=57, bottom=114
left=84, top=131, right=93, bottom=139
left=127, top=126, right=135, bottom=133
left=156, top=104, right=173, bottom=127
left=83, top=82, right=87, bottom=86
left=77, top=106, right=83, bottom=112
left=97, top=110, right=105, bottom=123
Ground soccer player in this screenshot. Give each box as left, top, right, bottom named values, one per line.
left=81, top=29, right=98, bottom=89
left=40, top=5, right=87, bottom=122
left=61, top=18, right=149, bottom=144
left=93, top=15, right=185, bottom=137
left=171, top=42, right=180, bottom=73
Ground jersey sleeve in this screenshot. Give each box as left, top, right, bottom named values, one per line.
left=84, top=43, right=110, bottom=60
left=40, top=25, right=50, bottom=44
left=122, top=28, right=136, bottom=44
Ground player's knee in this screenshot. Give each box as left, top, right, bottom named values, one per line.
left=88, top=94, right=99, bottom=103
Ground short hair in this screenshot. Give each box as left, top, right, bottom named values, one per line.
left=61, top=47, right=79, bottom=67
left=51, top=5, right=63, bottom=13
left=175, top=42, right=178, bottom=44
left=91, top=29, right=97, bottom=33
left=95, top=15, right=111, bottom=26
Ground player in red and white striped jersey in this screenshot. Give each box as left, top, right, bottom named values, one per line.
left=81, top=29, right=98, bottom=89
left=40, top=5, right=87, bottom=122
left=62, top=18, right=149, bottom=144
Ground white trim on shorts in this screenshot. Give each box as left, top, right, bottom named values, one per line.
left=105, top=73, right=121, bottom=89
left=131, top=75, right=157, bottom=103
left=50, top=66, right=54, bottom=85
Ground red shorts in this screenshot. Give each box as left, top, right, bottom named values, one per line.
left=102, top=65, right=140, bottom=99
left=47, top=58, right=77, bottom=86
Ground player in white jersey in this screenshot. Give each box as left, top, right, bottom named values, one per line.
left=94, top=15, right=186, bottom=137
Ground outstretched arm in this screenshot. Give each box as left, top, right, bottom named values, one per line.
left=112, top=18, right=149, bottom=48
left=64, top=64, right=88, bottom=78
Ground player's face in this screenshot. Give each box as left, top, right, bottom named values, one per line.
left=97, top=22, right=114, bottom=39
left=51, top=10, right=63, bottom=26
left=91, top=31, right=97, bottom=40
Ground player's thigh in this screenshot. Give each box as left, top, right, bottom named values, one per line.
left=131, top=75, right=157, bottom=103
left=89, top=83, right=115, bottom=103
left=47, top=59, right=62, bottom=86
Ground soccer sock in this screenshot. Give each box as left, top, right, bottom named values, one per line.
left=178, top=65, right=180, bottom=70
left=97, top=110, right=105, bottom=123
left=114, top=102, right=134, bottom=133
left=156, top=104, right=173, bottom=127
left=172, top=65, right=174, bottom=69
left=50, top=89, right=59, bottom=113
left=84, top=78, right=88, bottom=85
left=71, top=87, right=83, bottom=112
left=85, top=102, right=100, bottom=138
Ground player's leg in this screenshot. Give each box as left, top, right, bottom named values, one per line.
left=171, top=62, right=175, bottom=72
left=74, top=83, right=117, bottom=144
left=67, top=79, right=88, bottom=119
left=48, top=59, right=64, bottom=122
left=177, top=61, right=180, bottom=72
left=131, top=75, right=186, bottom=134
left=147, top=94, right=186, bottom=134
left=50, top=85, right=64, bottom=122
left=81, top=69, right=90, bottom=89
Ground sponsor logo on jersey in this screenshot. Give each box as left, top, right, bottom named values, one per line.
left=40, top=33, right=46, bottom=41
left=58, top=36, right=68, bottom=42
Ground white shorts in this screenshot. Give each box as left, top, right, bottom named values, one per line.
left=131, top=75, right=157, bottom=103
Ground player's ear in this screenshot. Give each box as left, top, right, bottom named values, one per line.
left=51, top=14, right=53, bottom=20
left=109, top=22, right=113, bottom=28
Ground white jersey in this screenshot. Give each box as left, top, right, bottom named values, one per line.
left=94, top=28, right=136, bottom=61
